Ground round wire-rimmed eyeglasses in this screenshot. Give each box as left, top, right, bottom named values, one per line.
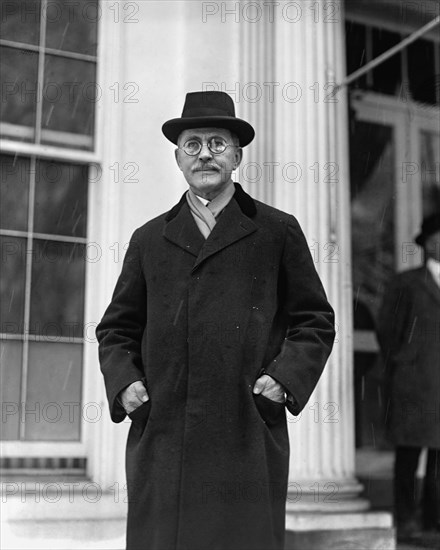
left=178, top=138, right=238, bottom=156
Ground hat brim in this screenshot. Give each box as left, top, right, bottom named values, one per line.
left=415, top=213, right=440, bottom=246
left=415, top=233, right=425, bottom=246
left=162, top=116, right=255, bottom=147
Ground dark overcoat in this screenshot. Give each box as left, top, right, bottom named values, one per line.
left=378, top=266, right=440, bottom=448
left=96, top=183, right=335, bottom=550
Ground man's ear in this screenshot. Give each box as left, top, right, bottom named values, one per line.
left=175, top=148, right=183, bottom=171
left=234, top=147, right=243, bottom=168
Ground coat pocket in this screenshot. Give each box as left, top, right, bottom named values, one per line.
left=253, top=393, right=285, bottom=426
left=128, top=400, right=151, bottom=423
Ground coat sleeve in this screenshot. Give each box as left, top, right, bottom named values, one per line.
left=263, top=216, right=336, bottom=415
left=96, top=229, right=147, bottom=422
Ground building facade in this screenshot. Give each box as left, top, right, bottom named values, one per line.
left=1, top=1, right=439, bottom=547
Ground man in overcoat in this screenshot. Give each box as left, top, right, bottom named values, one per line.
left=96, top=91, right=335, bottom=550
left=378, top=213, right=440, bottom=541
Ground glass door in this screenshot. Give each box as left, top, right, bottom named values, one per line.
left=350, top=91, right=440, bottom=452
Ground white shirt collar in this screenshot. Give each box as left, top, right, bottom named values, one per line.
left=195, top=195, right=210, bottom=206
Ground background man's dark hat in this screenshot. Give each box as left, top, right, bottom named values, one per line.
left=415, top=212, right=440, bottom=246
left=162, top=91, right=255, bottom=147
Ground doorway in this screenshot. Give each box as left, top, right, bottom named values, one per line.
left=349, top=90, right=440, bottom=507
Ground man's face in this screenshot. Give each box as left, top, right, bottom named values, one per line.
left=424, top=230, right=440, bottom=262
left=175, top=127, right=243, bottom=199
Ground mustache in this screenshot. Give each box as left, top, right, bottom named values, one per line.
left=192, top=164, right=221, bottom=172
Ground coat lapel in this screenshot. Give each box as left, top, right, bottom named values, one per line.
left=163, top=183, right=258, bottom=268
left=192, top=197, right=257, bottom=271
left=163, top=199, right=205, bottom=257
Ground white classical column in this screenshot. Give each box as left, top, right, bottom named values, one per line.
left=84, top=3, right=129, bottom=491
left=240, top=2, right=393, bottom=545
left=270, top=1, right=364, bottom=512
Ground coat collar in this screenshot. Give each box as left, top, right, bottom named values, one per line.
left=163, top=182, right=258, bottom=268
left=419, top=265, right=440, bottom=305
left=165, top=182, right=257, bottom=222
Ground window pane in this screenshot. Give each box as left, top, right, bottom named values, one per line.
left=408, top=39, right=436, bottom=105
left=30, top=240, right=85, bottom=338
left=350, top=120, right=395, bottom=318
left=421, top=131, right=440, bottom=217
left=0, top=155, right=30, bottom=231
left=25, top=342, right=83, bottom=441
left=41, top=55, right=96, bottom=143
left=0, top=236, right=26, bottom=331
left=0, top=341, right=23, bottom=441
left=0, top=0, right=41, bottom=45
left=0, top=47, right=38, bottom=139
left=345, top=22, right=368, bottom=90
left=45, top=0, right=98, bottom=56
left=34, top=160, right=88, bottom=237
left=372, top=28, right=401, bottom=96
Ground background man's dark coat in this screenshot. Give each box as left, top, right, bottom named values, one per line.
left=378, top=267, right=440, bottom=448
left=97, top=183, right=335, bottom=550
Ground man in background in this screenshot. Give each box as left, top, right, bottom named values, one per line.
left=378, top=213, right=440, bottom=542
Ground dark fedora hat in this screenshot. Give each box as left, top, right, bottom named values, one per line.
left=162, top=91, right=255, bottom=147
left=415, top=212, right=440, bottom=246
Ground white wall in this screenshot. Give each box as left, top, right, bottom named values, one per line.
left=119, top=0, right=241, bottom=239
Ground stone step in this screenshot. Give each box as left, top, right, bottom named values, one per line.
left=1, top=477, right=127, bottom=521
left=2, top=519, right=125, bottom=550
left=285, top=511, right=395, bottom=550
left=1, top=477, right=127, bottom=548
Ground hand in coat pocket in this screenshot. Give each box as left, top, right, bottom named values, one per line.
left=253, top=394, right=285, bottom=426
left=120, top=379, right=149, bottom=414
left=253, top=373, right=286, bottom=426
left=252, top=374, right=286, bottom=403
left=128, top=399, right=151, bottom=422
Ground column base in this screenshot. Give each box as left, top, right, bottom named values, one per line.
left=285, top=511, right=395, bottom=550
left=284, top=478, right=395, bottom=549
left=285, top=478, right=370, bottom=513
